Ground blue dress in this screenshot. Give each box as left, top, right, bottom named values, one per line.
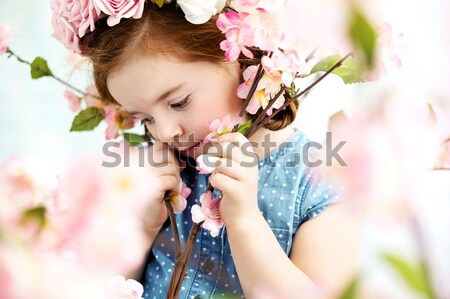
left=141, top=128, right=341, bottom=299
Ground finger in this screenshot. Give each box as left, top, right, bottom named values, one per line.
left=207, top=140, right=256, bottom=164
left=213, top=158, right=242, bottom=181
left=151, top=142, right=178, bottom=166
left=208, top=171, right=237, bottom=197
left=158, top=174, right=181, bottom=196
left=218, top=132, right=256, bottom=154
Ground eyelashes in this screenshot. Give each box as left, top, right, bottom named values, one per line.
left=140, top=95, right=190, bottom=126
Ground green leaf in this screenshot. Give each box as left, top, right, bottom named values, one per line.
left=21, top=205, right=47, bottom=231
left=349, top=6, right=377, bottom=68
left=338, top=277, right=359, bottom=299
left=123, top=132, right=146, bottom=147
left=236, top=119, right=252, bottom=136
left=70, top=107, right=105, bottom=132
left=382, top=253, right=435, bottom=298
left=154, top=0, right=165, bottom=7
left=310, top=55, right=365, bottom=84
left=30, top=57, right=53, bottom=79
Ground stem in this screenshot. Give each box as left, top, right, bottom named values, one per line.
left=172, top=223, right=202, bottom=298
left=164, top=194, right=182, bottom=260
left=245, top=87, right=286, bottom=138
left=5, top=48, right=98, bottom=98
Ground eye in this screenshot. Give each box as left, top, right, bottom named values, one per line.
left=171, top=95, right=190, bottom=109
left=139, top=95, right=190, bottom=127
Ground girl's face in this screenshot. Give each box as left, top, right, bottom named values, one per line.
left=107, top=55, right=244, bottom=159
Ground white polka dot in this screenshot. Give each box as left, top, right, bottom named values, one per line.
left=161, top=243, right=165, bottom=247
left=282, top=183, right=286, bottom=187
left=280, top=196, right=284, bottom=200
left=277, top=212, right=282, bottom=216
left=268, top=219, right=272, bottom=223
left=264, top=183, right=268, bottom=187
left=288, top=206, right=292, bottom=210
left=269, top=203, right=274, bottom=207
left=272, top=190, right=276, bottom=194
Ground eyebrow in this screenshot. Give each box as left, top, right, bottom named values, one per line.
left=128, top=83, right=186, bottom=116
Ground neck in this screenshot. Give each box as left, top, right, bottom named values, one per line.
left=247, top=125, right=297, bottom=161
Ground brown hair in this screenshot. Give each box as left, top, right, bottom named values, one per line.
left=80, top=2, right=298, bottom=131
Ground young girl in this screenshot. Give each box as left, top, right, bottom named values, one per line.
left=77, top=3, right=363, bottom=299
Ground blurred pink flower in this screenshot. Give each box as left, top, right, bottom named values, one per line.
left=204, top=114, right=242, bottom=143
left=64, top=90, right=81, bottom=112
left=168, top=181, right=191, bottom=214
left=106, top=275, right=144, bottom=299
left=103, top=105, right=137, bottom=140
left=50, top=0, right=102, bottom=53
left=0, top=24, right=15, bottom=54
left=191, top=190, right=224, bottom=237
left=84, top=84, right=105, bottom=109
left=217, top=11, right=254, bottom=61
left=246, top=9, right=284, bottom=52
left=94, top=0, right=146, bottom=26
left=196, top=154, right=222, bottom=174
left=435, top=139, right=450, bottom=169
left=232, top=0, right=287, bottom=13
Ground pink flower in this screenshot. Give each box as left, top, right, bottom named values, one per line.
left=247, top=9, right=285, bottom=52
left=84, top=84, right=105, bottom=109
left=94, top=0, right=146, bottom=26
left=168, top=181, right=191, bottom=214
left=64, top=90, right=81, bottom=112
left=106, top=275, right=144, bottom=299
left=103, top=105, right=137, bottom=140
left=237, top=65, right=285, bottom=115
left=204, top=114, right=242, bottom=143
left=50, top=0, right=102, bottom=53
left=196, top=154, right=222, bottom=174
left=0, top=25, right=15, bottom=54
left=233, top=0, right=286, bottom=13
left=191, top=190, right=224, bottom=237
left=261, top=49, right=306, bottom=86
left=217, top=12, right=254, bottom=61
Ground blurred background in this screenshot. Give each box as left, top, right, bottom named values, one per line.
left=1, top=0, right=449, bottom=298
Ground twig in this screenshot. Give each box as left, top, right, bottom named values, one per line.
left=5, top=48, right=98, bottom=98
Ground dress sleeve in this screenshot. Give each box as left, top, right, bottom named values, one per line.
left=293, top=167, right=342, bottom=233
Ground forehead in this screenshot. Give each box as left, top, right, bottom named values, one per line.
left=107, top=56, right=190, bottom=108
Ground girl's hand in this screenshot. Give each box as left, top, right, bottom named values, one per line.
left=207, top=133, right=260, bottom=228
left=142, top=142, right=184, bottom=232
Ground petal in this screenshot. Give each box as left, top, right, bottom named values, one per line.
left=191, top=205, right=206, bottom=223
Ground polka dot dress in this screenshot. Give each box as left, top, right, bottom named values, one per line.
left=141, top=128, right=341, bottom=299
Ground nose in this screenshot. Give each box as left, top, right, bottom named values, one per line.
left=155, top=121, right=184, bottom=144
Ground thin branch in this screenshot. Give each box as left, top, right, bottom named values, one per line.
left=5, top=48, right=98, bottom=98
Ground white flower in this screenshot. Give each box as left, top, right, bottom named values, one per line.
left=177, top=0, right=226, bottom=24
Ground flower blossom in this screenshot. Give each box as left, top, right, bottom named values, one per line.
left=204, top=114, right=243, bottom=143
left=261, top=49, right=306, bottom=86
left=232, top=0, right=287, bottom=13
left=168, top=181, right=191, bottom=214
left=50, top=0, right=102, bottom=53
left=196, top=154, right=222, bottom=174
left=103, top=105, right=137, bottom=140
left=0, top=25, right=15, bottom=54
left=106, top=275, right=144, bottom=299
left=64, top=90, right=82, bottom=112
left=178, top=0, right=226, bottom=24
left=191, top=190, right=224, bottom=237
left=237, top=65, right=285, bottom=116
left=246, top=8, right=284, bottom=52
left=94, top=0, right=146, bottom=26
left=216, top=11, right=254, bottom=61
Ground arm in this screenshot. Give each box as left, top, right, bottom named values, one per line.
left=227, top=201, right=364, bottom=298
